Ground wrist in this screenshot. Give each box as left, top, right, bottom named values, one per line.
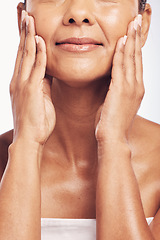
left=95, top=125, right=128, bottom=144
left=96, top=131, right=128, bottom=146
left=9, top=138, right=44, bottom=167
left=97, top=140, right=131, bottom=164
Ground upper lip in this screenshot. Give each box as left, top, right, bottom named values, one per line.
left=56, top=37, right=103, bottom=45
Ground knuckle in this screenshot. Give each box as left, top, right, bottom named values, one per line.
left=34, top=55, right=46, bottom=69
left=35, top=59, right=42, bottom=68
left=26, top=32, right=34, bottom=43
left=128, top=52, right=135, bottom=62
left=23, top=42, right=35, bottom=58
left=37, top=47, right=44, bottom=54
left=21, top=23, right=25, bottom=32
left=23, top=48, right=29, bottom=57
left=23, top=48, right=34, bottom=58
left=137, top=28, right=141, bottom=38
left=26, top=30, right=32, bottom=38
left=130, top=30, right=136, bottom=39
left=115, top=47, right=124, bottom=55
left=136, top=49, right=142, bottom=57
left=18, top=44, right=24, bottom=53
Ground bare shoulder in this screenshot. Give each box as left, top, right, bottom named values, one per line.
left=129, top=115, right=160, bottom=178
left=129, top=116, right=160, bottom=216
left=130, top=115, right=160, bottom=154
left=0, top=130, right=13, bottom=180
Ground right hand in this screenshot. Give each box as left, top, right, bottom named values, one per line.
left=10, top=11, right=56, bottom=145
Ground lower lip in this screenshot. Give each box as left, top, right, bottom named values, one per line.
left=56, top=43, right=101, bottom=52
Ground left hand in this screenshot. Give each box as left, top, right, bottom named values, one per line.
left=95, top=15, right=144, bottom=143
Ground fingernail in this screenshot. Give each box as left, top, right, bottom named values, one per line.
left=21, top=10, right=26, bottom=22
left=134, top=18, right=138, bottom=31
left=35, top=35, right=39, bottom=44
left=123, top=35, right=127, bottom=45
left=25, top=15, right=29, bottom=26
left=137, top=14, right=142, bottom=27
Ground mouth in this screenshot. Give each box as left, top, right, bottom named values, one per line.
left=55, top=37, right=103, bottom=52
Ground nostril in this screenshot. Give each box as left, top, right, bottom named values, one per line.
left=83, top=19, right=89, bottom=23
left=68, top=18, right=89, bottom=24
left=69, top=18, right=75, bottom=23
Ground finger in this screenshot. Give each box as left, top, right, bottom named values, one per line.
left=19, top=15, right=36, bottom=82
left=135, top=15, right=143, bottom=84
left=30, top=36, right=47, bottom=85
left=124, top=19, right=137, bottom=85
left=111, top=36, right=126, bottom=84
left=12, top=10, right=27, bottom=78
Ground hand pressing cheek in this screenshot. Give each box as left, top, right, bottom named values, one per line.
left=95, top=15, right=144, bottom=143
left=10, top=11, right=56, bottom=145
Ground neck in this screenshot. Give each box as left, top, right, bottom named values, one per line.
left=45, top=77, right=109, bottom=169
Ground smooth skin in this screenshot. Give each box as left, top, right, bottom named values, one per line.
left=0, top=0, right=160, bottom=240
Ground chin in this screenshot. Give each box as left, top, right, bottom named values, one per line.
left=48, top=68, right=109, bottom=88
left=46, top=59, right=112, bottom=87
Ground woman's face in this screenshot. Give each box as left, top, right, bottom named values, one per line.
left=26, top=0, right=139, bottom=85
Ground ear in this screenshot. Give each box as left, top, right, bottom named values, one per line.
left=17, top=2, right=26, bottom=36
left=141, top=3, right=152, bottom=47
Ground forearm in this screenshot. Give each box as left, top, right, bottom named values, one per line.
left=0, top=139, right=42, bottom=240
left=96, top=141, right=154, bottom=240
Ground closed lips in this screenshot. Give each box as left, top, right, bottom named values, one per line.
left=56, top=38, right=103, bottom=45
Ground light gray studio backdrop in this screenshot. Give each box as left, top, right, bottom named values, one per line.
left=0, top=0, right=160, bottom=134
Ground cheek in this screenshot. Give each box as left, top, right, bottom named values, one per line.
left=96, top=7, right=133, bottom=49
left=34, top=17, right=55, bottom=41
left=31, top=6, right=60, bottom=42
left=34, top=14, right=58, bottom=60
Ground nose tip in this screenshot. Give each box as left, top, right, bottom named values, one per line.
left=63, top=3, right=95, bottom=26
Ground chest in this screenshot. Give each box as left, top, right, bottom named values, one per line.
left=40, top=159, right=159, bottom=219
left=41, top=164, right=97, bottom=218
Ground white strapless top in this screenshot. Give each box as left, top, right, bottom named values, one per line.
left=41, top=217, right=154, bottom=240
